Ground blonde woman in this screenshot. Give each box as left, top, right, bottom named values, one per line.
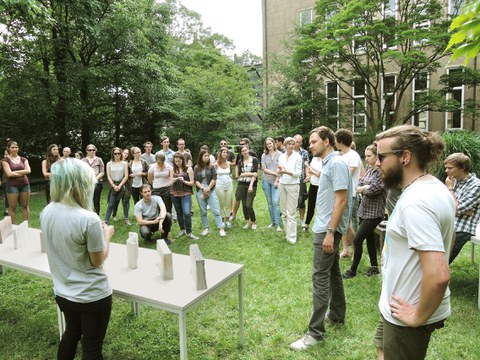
left=104, top=147, right=128, bottom=224
left=82, top=144, right=104, bottom=214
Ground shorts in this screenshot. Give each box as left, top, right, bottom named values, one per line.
left=6, top=183, right=30, bottom=194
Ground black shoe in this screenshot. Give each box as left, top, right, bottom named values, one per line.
left=162, top=238, right=171, bottom=245
left=342, top=269, right=356, bottom=279
left=365, top=266, right=380, bottom=276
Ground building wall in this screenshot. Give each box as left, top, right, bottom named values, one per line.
left=262, top=0, right=480, bottom=133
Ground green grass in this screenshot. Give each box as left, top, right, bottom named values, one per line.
left=1, top=189, right=479, bottom=359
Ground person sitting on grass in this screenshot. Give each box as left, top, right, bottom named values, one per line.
left=134, top=183, right=172, bottom=244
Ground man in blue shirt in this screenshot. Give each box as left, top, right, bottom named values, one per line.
left=290, top=126, right=352, bottom=351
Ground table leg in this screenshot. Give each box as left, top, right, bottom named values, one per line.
left=57, top=305, right=65, bottom=340
left=131, top=301, right=140, bottom=316
left=238, top=271, right=244, bottom=347
left=179, top=311, right=187, bottom=360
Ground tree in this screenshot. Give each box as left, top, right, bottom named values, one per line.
left=292, top=0, right=452, bottom=131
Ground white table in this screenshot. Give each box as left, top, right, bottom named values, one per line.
left=0, top=228, right=244, bottom=359
left=470, top=223, right=480, bottom=308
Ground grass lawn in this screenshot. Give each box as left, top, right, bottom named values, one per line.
left=0, top=187, right=479, bottom=359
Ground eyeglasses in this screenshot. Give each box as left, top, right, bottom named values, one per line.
left=377, top=150, right=403, bottom=162
left=87, top=149, right=95, bottom=152
left=114, top=153, right=121, bottom=155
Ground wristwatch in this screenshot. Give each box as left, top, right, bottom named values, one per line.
left=327, top=227, right=336, bottom=233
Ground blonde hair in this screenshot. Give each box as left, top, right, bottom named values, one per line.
left=50, top=158, right=96, bottom=210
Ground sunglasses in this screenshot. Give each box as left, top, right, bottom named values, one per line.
left=377, top=150, right=403, bottom=162
left=114, top=152, right=121, bottom=155
left=87, top=149, right=96, bottom=151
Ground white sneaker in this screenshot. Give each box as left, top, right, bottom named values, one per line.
left=267, top=224, right=274, bottom=228
left=226, top=221, right=232, bottom=228
left=201, top=228, right=209, bottom=236
left=242, top=223, right=251, bottom=229
left=276, top=226, right=282, bottom=232
left=219, top=228, right=226, bottom=237
left=287, top=238, right=296, bottom=244
left=176, top=230, right=187, bottom=238
left=187, top=233, right=199, bottom=240
left=290, top=334, right=321, bottom=351
left=228, top=215, right=235, bottom=221
left=251, top=223, right=257, bottom=230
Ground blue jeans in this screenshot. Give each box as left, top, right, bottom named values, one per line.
left=262, top=180, right=280, bottom=226
left=104, top=188, right=122, bottom=222
left=308, top=231, right=346, bottom=340
left=172, top=194, right=193, bottom=233
left=195, top=189, right=224, bottom=229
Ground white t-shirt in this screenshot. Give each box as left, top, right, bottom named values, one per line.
left=379, top=178, right=455, bottom=326
left=40, top=202, right=111, bottom=303
left=340, top=150, right=362, bottom=195
left=309, top=157, right=323, bottom=186
left=148, top=162, right=173, bottom=189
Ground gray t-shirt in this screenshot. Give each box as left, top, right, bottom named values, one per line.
left=40, top=202, right=111, bottom=303
left=134, top=195, right=164, bottom=220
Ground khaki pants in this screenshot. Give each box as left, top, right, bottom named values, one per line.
left=279, top=183, right=299, bottom=243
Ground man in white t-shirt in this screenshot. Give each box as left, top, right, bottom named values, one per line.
left=134, top=184, right=172, bottom=244
left=335, top=129, right=362, bottom=258
left=374, top=125, right=454, bottom=360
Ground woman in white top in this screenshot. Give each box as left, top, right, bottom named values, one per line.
left=148, top=152, right=173, bottom=213
left=261, top=137, right=282, bottom=232
left=215, top=148, right=234, bottom=228
left=129, top=146, right=149, bottom=204
left=303, top=156, right=322, bottom=231
left=104, top=147, right=128, bottom=224
left=278, top=137, right=302, bottom=244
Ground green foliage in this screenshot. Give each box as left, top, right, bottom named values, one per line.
left=446, top=0, right=480, bottom=65
left=432, top=130, right=480, bottom=179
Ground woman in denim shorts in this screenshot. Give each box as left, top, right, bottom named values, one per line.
left=1, top=140, right=31, bottom=224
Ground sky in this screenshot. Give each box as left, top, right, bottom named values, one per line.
left=178, top=0, right=263, bottom=57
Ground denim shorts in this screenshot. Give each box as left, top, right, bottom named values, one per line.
left=6, top=183, right=30, bottom=194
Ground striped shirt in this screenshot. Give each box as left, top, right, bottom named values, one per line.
left=453, top=173, right=480, bottom=235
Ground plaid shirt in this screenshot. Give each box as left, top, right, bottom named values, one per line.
left=453, top=173, right=480, bottom=235
left=295, top=147, right=309, bottom=182
left=357, top=166, right=386, bottom=219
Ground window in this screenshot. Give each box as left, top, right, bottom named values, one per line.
left=412, top=72, right=429, bottom=130
left=446, top=68, right=464, bottom=129
left=413, top=1, right=430, bottom=46
left=299, top=8, right=314, bottom=26
left=352, top=79, right=366, bottom=132
left=383, top=0, right=397, bottom=19
left=326, top=82, right=339, bottom=129
left=383, top=75, right=396, bottom=128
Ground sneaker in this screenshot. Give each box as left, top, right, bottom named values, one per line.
left=267, top=224, right=274, bottom=228
left=242, top=223, right=251, bottom=229
left=325, top=313, right=345, bottom=326
left=162, top=238, right=171, bottom=245
left=276, top=226, right=282, bottom=232
left=187, top=233, right=199, bottom=240
left=342, top=269, right=357, bottom=279
left=201, top=228, right=209, bottom=236
left=302, top=224, right=309, bottom=232
left=365, top=266, right=380, bottom=277
left=176, top=230, right=187, bottom=238
left=287, top=238, right=296, bottom=244
left=226, top=221, right=232, bottom=228
left=124, top=219, right=132, bottom=226
left=113, top=216, right=117, bottom=222
left=251, top=223, right=257, bottom=230
left=340, top=252, right=351, bottom=259
left=219, top=229, right=226, bottom=237
left=290, top=334, right=321, bottom=351
left=228, top=215, right=235, bottom=221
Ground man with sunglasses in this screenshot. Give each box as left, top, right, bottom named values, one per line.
left=373, top=125, right=454, bottom=360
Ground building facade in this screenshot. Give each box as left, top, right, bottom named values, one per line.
left=262, top=0, right=480, bottom=133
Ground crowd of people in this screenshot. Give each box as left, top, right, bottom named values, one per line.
left=1, top=124, right=479, bottom=359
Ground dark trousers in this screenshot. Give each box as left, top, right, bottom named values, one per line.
left=350, top=217, right=382, bottom=272
left=131, top=186, right=141, bottom=205
left=237, top=183, right=257, bottom=221
left=152, top=186, right=172, bottom=213
left=308, top=231, right=346, bottom=340
left=55, top=295, right=112, bottom=360
left=305, top=184, right=318, bottom=225
left=297, top=182, right=308, bottom=209
left=93, top=183, right=103, bottom=215
left=45, top=180, right=51, bottom=204
left=449, top=231, right=472, bottom=264
left=139, top=213, right=172, bottom=241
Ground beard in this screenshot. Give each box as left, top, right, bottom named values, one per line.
left=381, top=162, right=404, bottom=189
